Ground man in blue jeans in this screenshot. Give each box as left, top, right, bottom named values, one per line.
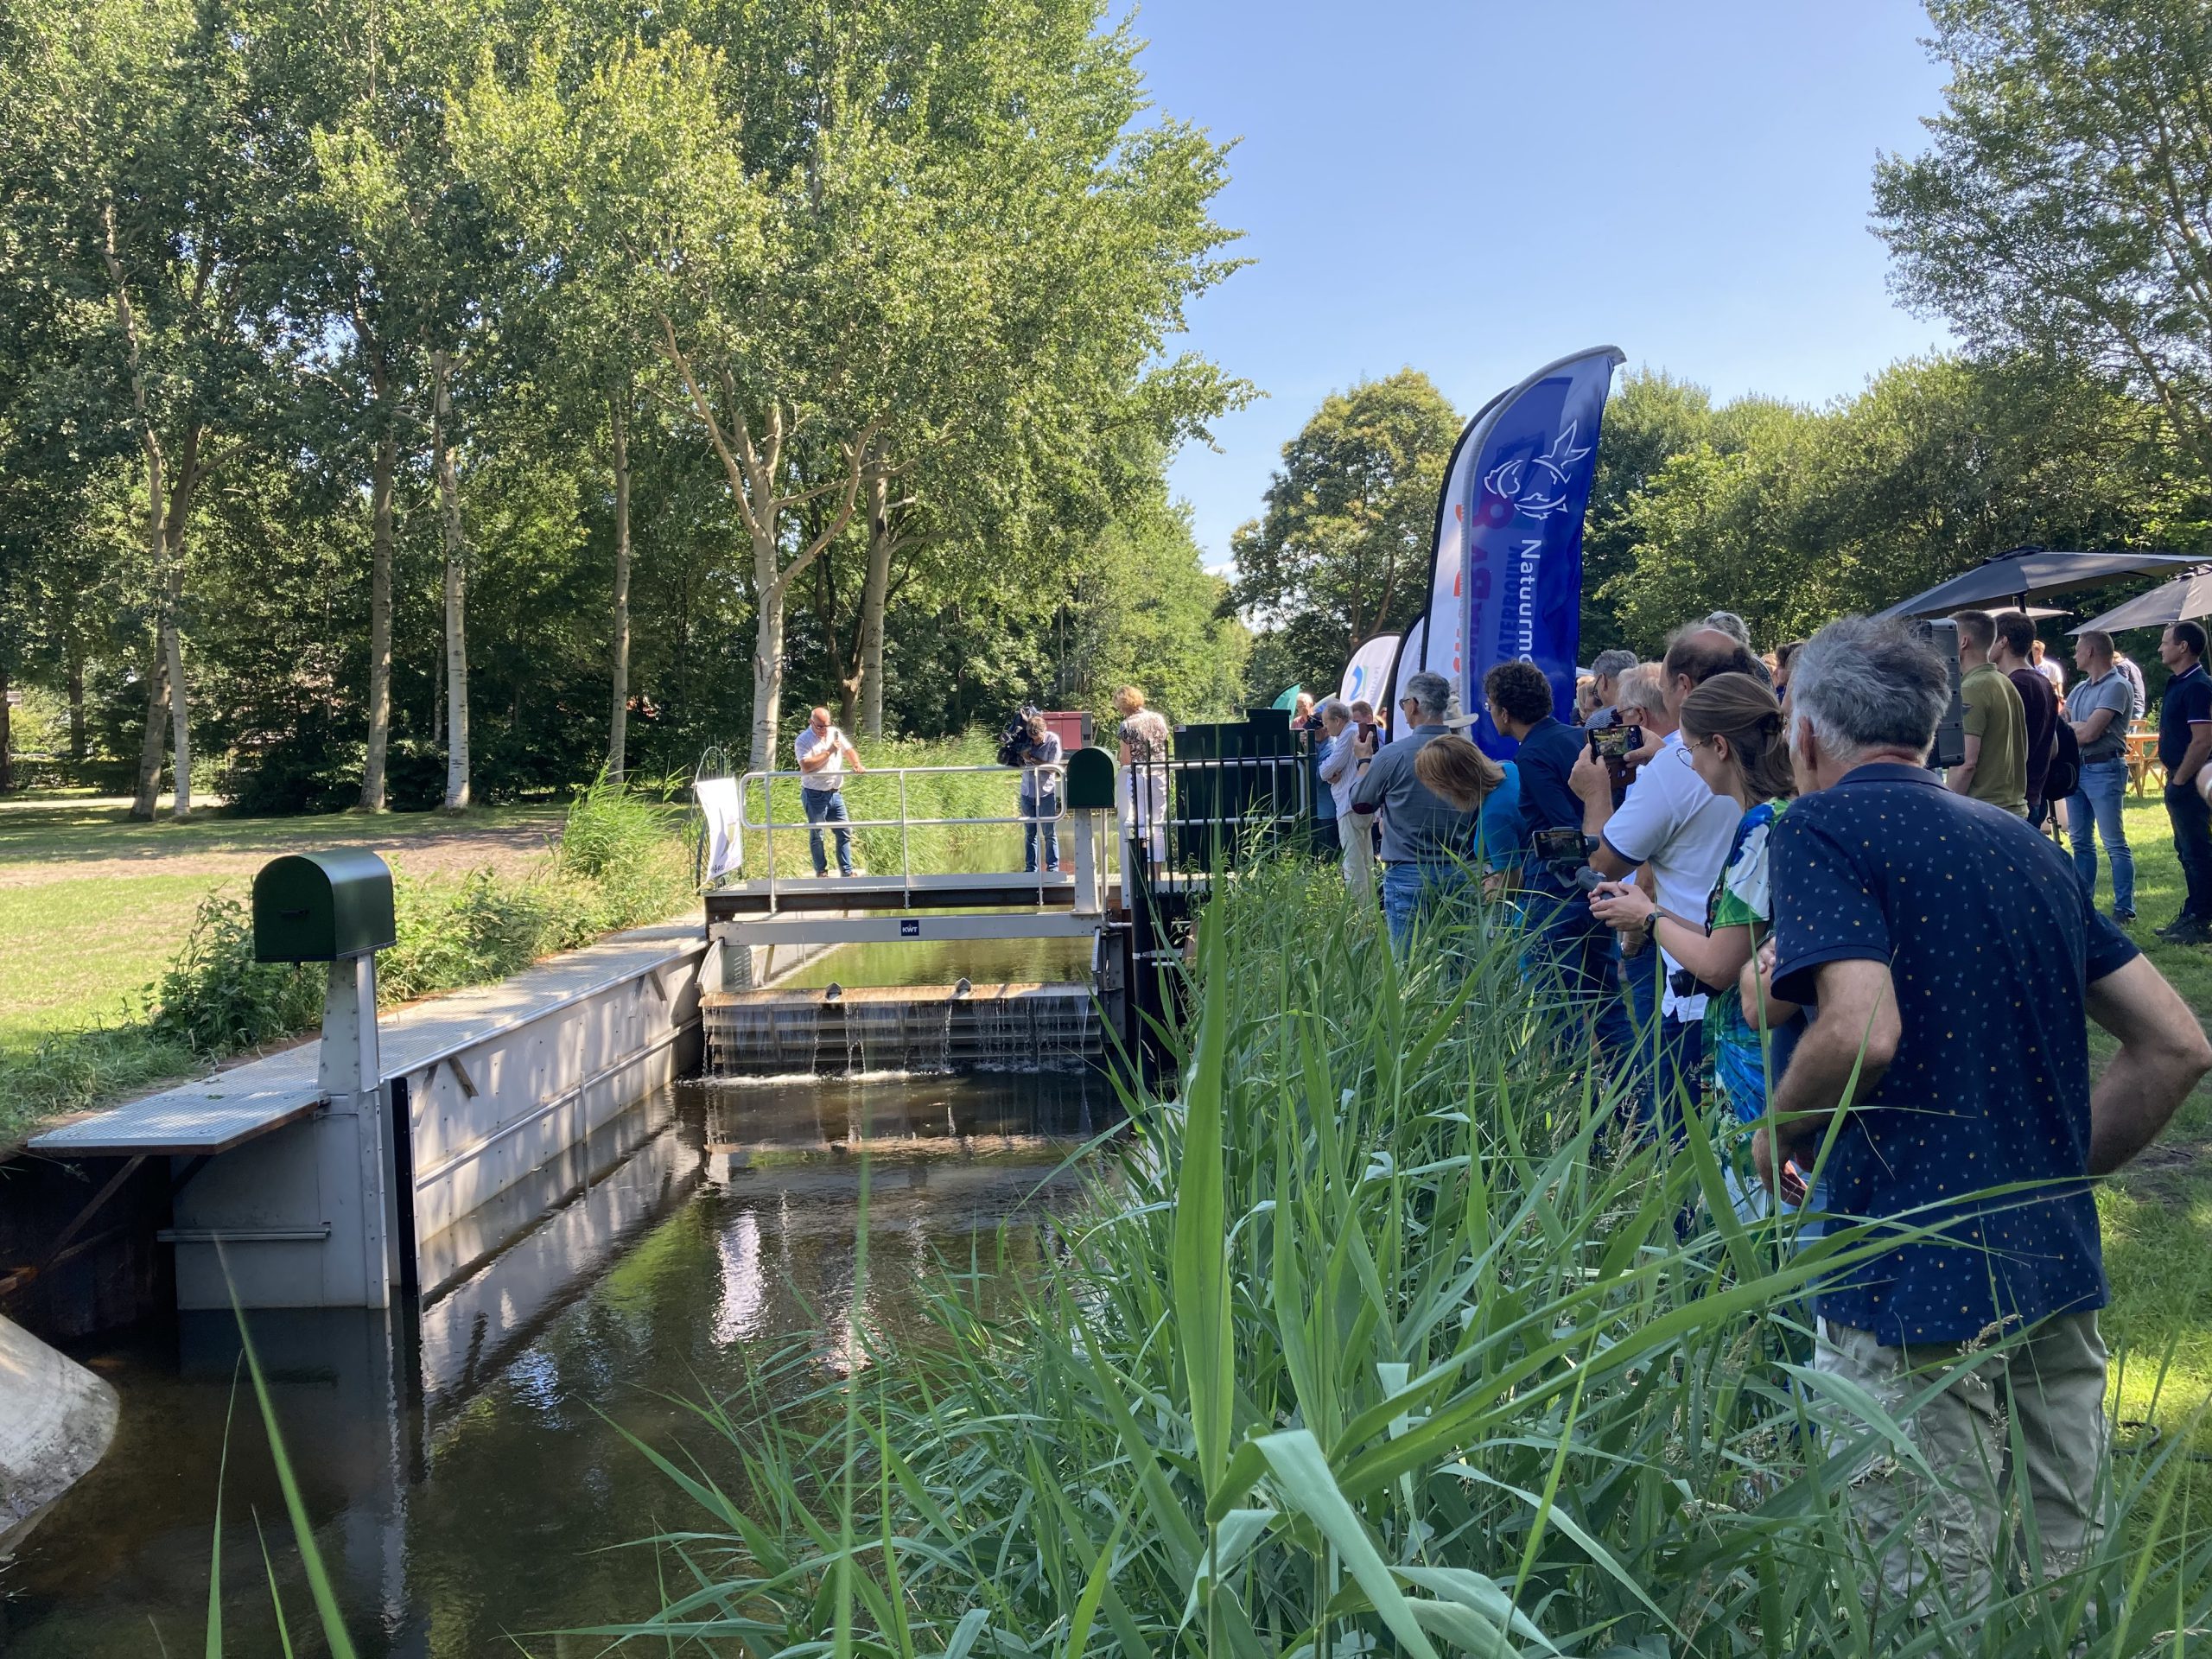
left=1483, top=660, right=1633, bottom=1060
left=1348, top=671, right=1476, bottom=952
left=2157, top=620, right=2212, bottom=943
left=794, top=706, right=866, bottom=877
left=2065, top=630, right=2136, bottom=924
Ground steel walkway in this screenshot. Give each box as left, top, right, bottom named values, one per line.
left=29, top=920, right=705, bottom=1159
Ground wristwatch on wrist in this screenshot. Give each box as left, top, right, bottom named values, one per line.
left=1641, top=910, right=1662, bottom=948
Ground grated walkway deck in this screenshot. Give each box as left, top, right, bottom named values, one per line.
left=28, top=919, right=705, bottom=1158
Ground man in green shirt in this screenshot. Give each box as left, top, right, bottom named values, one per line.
left=1949, top=609, right=2028, bottom=816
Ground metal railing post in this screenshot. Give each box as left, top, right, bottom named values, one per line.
left=898, top=770, right=911, bottom=901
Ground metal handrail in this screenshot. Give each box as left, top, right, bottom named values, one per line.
left=736, top=763, right=1085, bottom=906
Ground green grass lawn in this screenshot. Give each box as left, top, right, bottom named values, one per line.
left=0, top=875, right=230, bottom=1046
left=0, top=798, right=569, bottom=1052
left=2068, top=793, right=2212, bottom=1459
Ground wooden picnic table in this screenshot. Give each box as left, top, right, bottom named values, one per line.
left=2126, top=726, right=2164, bottom=797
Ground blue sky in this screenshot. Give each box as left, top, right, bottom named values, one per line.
left=1134, top=0, right=1955, bottom=570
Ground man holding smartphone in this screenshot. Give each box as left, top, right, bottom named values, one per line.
left=1572, top=630, right=1751, bottom=1123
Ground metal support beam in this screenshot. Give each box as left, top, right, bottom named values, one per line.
left=711, top=912, right=1107, bottom=949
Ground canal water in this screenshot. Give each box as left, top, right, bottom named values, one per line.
left=0, top=941, right=1115, bottom=1656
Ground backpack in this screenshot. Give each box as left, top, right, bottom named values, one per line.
left=2044, top=714, right=2082, bottom=805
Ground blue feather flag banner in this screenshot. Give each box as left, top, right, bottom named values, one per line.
left=1446, top=346, right=1624, bottom=757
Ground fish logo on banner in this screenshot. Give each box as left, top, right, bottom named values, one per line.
left=1454, top=347, right=1624, bottom=758
left=1339, top=632, right=1399, bottom=709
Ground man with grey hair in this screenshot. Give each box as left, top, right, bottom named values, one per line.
left=1697, top=613, right=1773, bottom=686
left=1350, top=670, right=1476, bottom=951
left=1583, top=648, right=1640, bottom=731
left=1751, top=614, right=2210, bottom=1613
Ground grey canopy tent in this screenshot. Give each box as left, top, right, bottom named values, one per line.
left=2069, top=569, right=2212, bottom=635
left=1874, top=546, right=2203, bottom=620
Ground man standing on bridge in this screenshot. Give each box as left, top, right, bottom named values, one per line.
left=794, top=706, right=867, bottom=878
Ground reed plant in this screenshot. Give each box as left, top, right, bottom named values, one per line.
left=604, top=858, right=2212, bottom=1657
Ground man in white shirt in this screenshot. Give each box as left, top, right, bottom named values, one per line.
left=793, top=706, right=866, bottom=877
left=1570, top=628, right=1748, bottom=1125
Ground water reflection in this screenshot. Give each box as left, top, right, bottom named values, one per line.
left=0, top=1071, right=1114, bottom=1658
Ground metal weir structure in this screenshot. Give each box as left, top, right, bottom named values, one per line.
left=16, top=709, right=1314, bottom=1315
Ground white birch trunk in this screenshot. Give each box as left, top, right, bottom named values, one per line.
left=859, top=462, right=893, bottom=741
left=128, top=448, right=168, bottom=821
left=434, top=349, right=471, bottom=811
left=359, top=411, right=397, bottom=810
left=607, top=381, right=632, bottom=777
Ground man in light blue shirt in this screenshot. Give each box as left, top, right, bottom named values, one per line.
left=1349, top=671, right=1476, bottom=951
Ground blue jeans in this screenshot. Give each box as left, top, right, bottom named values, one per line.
left=1380, top=861, right=1473, bottom=955
left=1522, top=881, right=1632, bottom=1060
left=2170, top=782, right=2212, bottom=919
left=1648, top=1013, right=1702, bottom=1138
left=802, top=786, right=853, bottom=876
left=2064, top=757, right=2133, bottom=915
left=1023, top=795, right=1060, bottom=873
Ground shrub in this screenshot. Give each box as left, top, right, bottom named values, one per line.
left=143, top=893, right=322, bottom=1053
left=377, top=868, right=555, bottom=1004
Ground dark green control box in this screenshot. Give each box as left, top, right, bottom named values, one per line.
left=252, top=849, right=397, bottom=963
left=1064, top=747, right=1116, bottom=811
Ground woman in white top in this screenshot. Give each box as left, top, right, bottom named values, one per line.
left=1315, top=697, right=1375, bottom=900
left=1115, top=685, right=1171, bottom=864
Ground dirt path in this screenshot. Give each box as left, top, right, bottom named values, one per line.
left=0, top=800, right=566, bottom=889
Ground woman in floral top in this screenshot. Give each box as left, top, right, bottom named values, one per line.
left=1588, top=672, right=1802, bottom=1217
left=1115, top=686, right=1172, bottom=863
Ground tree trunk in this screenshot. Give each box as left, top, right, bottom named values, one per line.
left=433, top=348, right=470, bottom=812
left=0, top=665, right=12, bottom=796
left=158, top=428, right=204, bottom=820
left=66, top=642, right=86, bottom=762
left=359, top=416, right=397, bottom=810
left=607, top=379, right=632, bottom=778
left=859, top=461, right=893, bottom=741
left=749, top=536, right=786, bottom=774
left=128, top=444, right=168, bottom=821
left=163, top=599, right=191, bottom=818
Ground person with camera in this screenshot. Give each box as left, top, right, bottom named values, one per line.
left=1750, top=615, right=2209, bottom=1614
left=1007, top=709, right=1065, bottom=874
left=1347, top=671, right=1476, bottom=952
left=1586, top=671, right=1798, bottom=1218
left=1582, top=648, right=1640, bottom=732
left=1570, top=628, right=1751, bottom=1123
left=794, top=705, right=867, bottom=878
left=1480, top=659, right=1632, bottom=1056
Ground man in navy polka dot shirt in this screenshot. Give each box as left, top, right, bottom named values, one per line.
left=1752, top=615, right=2211, bottom=1615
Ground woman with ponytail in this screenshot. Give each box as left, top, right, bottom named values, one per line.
left=1589, top=672, right=1809, bottom=1218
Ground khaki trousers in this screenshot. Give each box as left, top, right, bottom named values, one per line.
left=1815, top=1311, right=2108, bottom=1614
left=1341, top=813, right=1374, bottom=902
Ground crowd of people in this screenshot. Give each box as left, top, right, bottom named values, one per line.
left=1319, top=608, right=2212, bottom=1616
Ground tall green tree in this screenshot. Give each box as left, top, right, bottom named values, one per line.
left=0, top=0, right=300, bottom=818
left=460, top=1, right=1240, bottom=770
left=1873, top=0, right=2212, bottom=489
left=1599, top=355, right=2196, bottom=650
left=1228, top=369, right=1460, bottom=695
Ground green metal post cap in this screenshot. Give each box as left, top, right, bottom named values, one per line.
left=251, top=849, right=397, bottom=963
left=1063, top=747, right=1116, bottom=810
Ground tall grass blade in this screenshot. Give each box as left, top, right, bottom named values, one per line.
left=206, top=1358, right=241, bottom=1659
left=1171, top=909, right=1233, bottom=1494
left=220, top=1249, right=359, bottom=1659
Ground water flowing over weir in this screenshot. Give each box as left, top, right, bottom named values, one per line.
left=702, top=982, right=1103, bottom=1076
